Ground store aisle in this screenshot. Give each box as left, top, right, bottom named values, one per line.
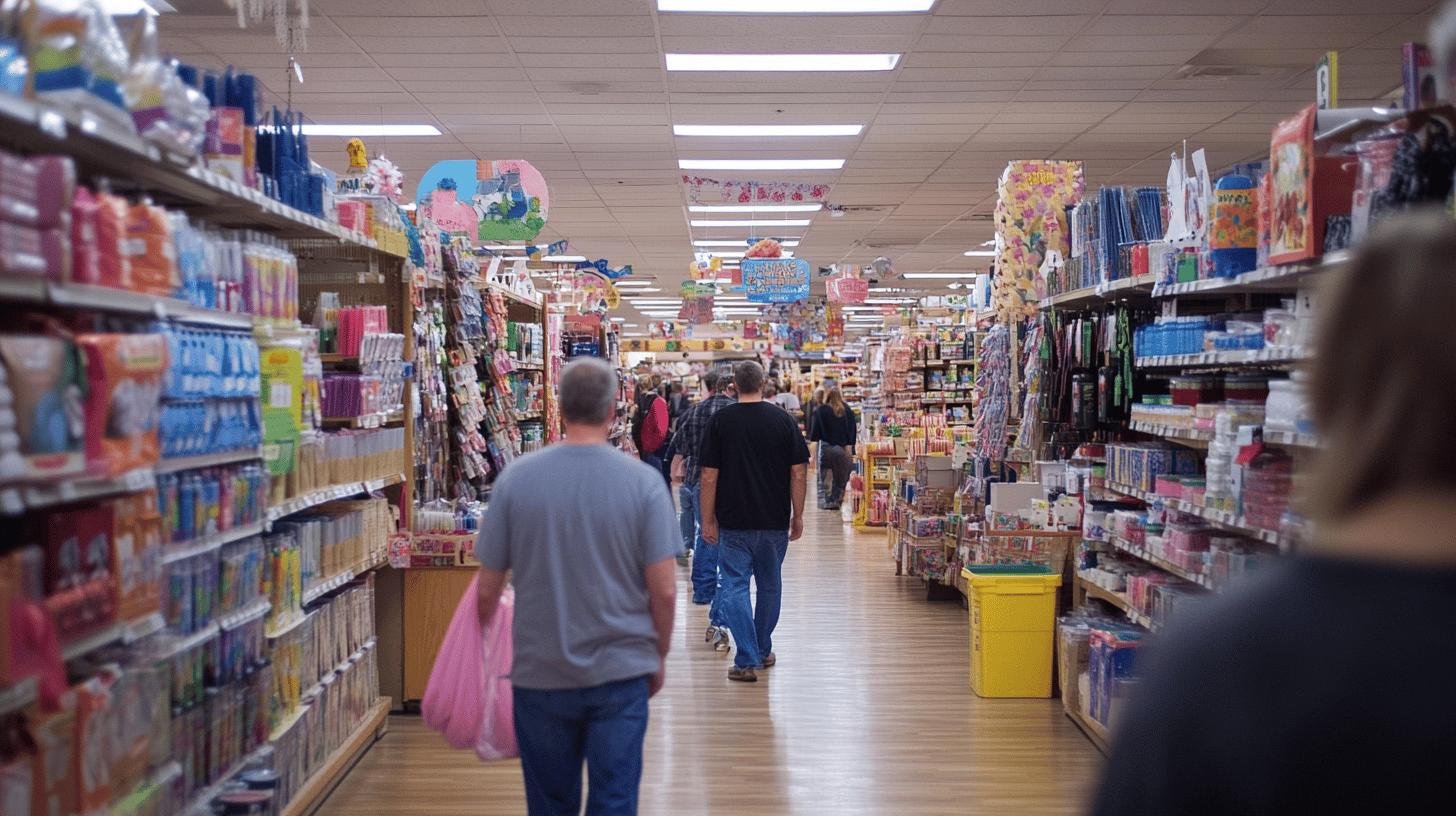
left=319, top=509, right=1102, bottom=815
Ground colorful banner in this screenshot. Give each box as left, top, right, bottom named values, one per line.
left=574, top=258, right=632, bottom=279
left=682, top=175, right=831, bottom=206
left=621, top=338, right=771, bottom=353
left=826, top=273, right=868, bottom=304
left=742, top=258, right=811, bottom=304
left=993, top=160, right=1084, bottom=320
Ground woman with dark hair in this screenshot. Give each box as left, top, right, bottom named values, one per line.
left=1091, top=211, right=1456, bottom=816
left=808, top=387, right=857, bottom=511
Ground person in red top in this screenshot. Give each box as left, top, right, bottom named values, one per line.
left=631, top=376, right=669, bottom=481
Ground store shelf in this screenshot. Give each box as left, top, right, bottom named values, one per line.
left=0, top=93, right=399, bottom=256
left=1135, top=347, right=1311, bottom=370
left=1151, top=251, right=1348, bottom=298
left=480, top=281, right=544, bottom=310
left=156, top=449, right=265, bottom=474
left=178, top=744, right=272, bottom=816
left=0, top=677, right=37, bottom=716
left=280, top=698, right=392, bottom=816
left=162, top=522, right=265, bottom=565
left=218, top=598, right=272, bottom=631
left=514, top=412, right=543, bottom=422
left=59, top=610, right=166, bottom=662
left=303, top=569, right=357, bottom=606
left=1105, top=482, right=1290, bottom=548
left=1, top=466, right=155, bottom=516
left=1039, top=272, right=1157, bottom=311
left=156, top=622, right=220, bottom=661
left=266, top=609, right=314, bottom=641
left=0, top=275, right=261, bottom=329
left=266, top=473, right=404, bottom=524
left=507, top=361, right=545, bottom=372
left=320, top=410, right=404, bottom=429
left=1128, top=420, right=1212, bottom=448
left=1065, top=708, right=1112, bottom=756
left=1264, top=429, right=1319, bottom=449
left=1106, top=536, right=1212, bottom=589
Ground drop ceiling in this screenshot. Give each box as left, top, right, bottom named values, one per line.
left=157, top=0, right=1440, bottom=326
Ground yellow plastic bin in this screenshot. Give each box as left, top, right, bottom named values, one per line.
left=962, top=565, right=1063, bottom=698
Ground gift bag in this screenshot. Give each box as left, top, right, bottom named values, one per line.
left=475, top=585, right=517, bottom=761
left=421, top=575, right=486, bottom=749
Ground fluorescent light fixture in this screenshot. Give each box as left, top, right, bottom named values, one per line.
left=842, top=306, right=884, bottom=311
left=680, top=160, right=843, bottom=171
left=689, top=204, right=822, bottom=213
left=613, top=280, right=655, bottom=287
left=541, top=255, right=588, bottom=263
left=101, top=0, right=173, bottom=14
left=866, top=298, right=915, bottom=304
left=666, top=53, right=900, bottom=72
left=691, top=219, right=813, bottom=227
left=903, top=272, right=980, bottom=279
left=659, top=0, right=933, bottom=10
left=710, top=251, right=793, bottom=259
left=694, top=239, right=800, bottom=247
left=618, top=287, right=662, bottom=293
left=622, top=323, right=640, bottom=328
left=480, top=244, right=528, bottom=253
left=299, top=124, right=442, bottom=137
left=962, top=250, right=997, bottom=257
left=610, top=318, right=626, bottom=323
left=674, top=124, right=863, bottom=137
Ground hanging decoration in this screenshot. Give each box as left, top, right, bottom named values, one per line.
left=825, top=302, right=845, bottom=343
left=993, top=160, right=1085, bottom=320
left=366, top=155, right=404, bottom=202
left=677, top=279, right=717, bottom=324
left=226, top=0, right=310, bottom=52
left=826, top=265, right=868, bottom=304
left=681, top=176, right=831, bottom=206
left=562, top=270, right=617, bottom=315
left=524, top=240, right=568, bottom=260
left=743, top=257, right=811, bottom=304
left=573, top=259, right=633, bottom=280
left=415, top=159, right=550, bottom=243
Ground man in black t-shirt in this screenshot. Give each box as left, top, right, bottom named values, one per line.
left=700, top=361, right=809, bottom=683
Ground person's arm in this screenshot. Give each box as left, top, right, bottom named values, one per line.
left=789, top=463, right=807, bottom=541
left=644, top=557, right=676, bottom=697
left=476, top=566, right=509, bottom=625
left=846, top=410, right=857, bottom=457
left=670, top=453, right=686, bottom=484
left=699, top=467, right=719, bottom=544
left=808, top=406, right=823, bottom=442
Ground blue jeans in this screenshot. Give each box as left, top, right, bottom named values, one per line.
left=513, top=676, right=651, bottom=816
left=718, top=529, right=789, bottom=669
left=677, top=483, right=697, bottom=552
left=686, top=485, right=726, bottom=626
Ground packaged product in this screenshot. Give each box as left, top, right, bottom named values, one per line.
left=120, top=11, right=209, bottom=156
left=124, top=201, right=178, bottom=297
left=0, top=335, right=86, bottom=483
left=94, top=191, right=132, bottom=289
left=76, top=332, right=168, bottom=475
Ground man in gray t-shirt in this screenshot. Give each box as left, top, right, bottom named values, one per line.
left=476, top=358, right=680, bottom=815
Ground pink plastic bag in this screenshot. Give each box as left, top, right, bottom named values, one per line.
left=420, top=576, right=518, bottom=760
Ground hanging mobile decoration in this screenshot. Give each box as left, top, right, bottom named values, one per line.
left=366, top=155, right=405, bottom=202
left=226, top=0, right=310, bottom=52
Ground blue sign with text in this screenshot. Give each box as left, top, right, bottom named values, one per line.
left=742, top=258, right=811, bottom=303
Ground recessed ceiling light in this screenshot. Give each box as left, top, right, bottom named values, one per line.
left=666, top=54, right=900, bottom=72
left=610, top=317, right=626, bottom=323
left=299, top=124, right=442, bottom=137
left=479, top=244, right=528, bottom=252
left=694, top=239, right=801, bottom=247
left=659, top=0, right=932, bottom=9
left=903, top=272, right=980, bottom=279
left=680, top=159, right=843, bottom=170
left=622, top=323, right=640, bottom=328
left=690, top=219, right=813, bottom=227
left=674, top=124, right=863, bottom=137
left=962, top=250, right=997, bottom=257
left=618, top=287, right=662, bottom=293
left=614, top=280, right=654, bottom=287
left=541, top=255, right=588, bottom=263
left=688, top=204, right=822, bottom=213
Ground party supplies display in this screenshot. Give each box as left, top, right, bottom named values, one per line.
left=77, top=332, right=168, bottom=476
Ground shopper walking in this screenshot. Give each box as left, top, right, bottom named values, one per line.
left=809, top=387, right=858, bottom=511
left=474, top=358, right=679, bottom=816
left=1091, top=211, right=1456, bottom=816
left=670, top=367, right=736, bottom=643
left=630, top=375, right=668, bottom=481
left=700, top=361, right=810, bottom=682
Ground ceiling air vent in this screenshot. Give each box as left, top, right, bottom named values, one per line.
left=1176, top=50, right=1303, bottom=82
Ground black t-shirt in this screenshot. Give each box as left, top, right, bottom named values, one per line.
left=700, top=401, right=810, bottom=530
left=809, top=404, right=857, bottom=447
left=1092, top=555, right=1456, bottom=816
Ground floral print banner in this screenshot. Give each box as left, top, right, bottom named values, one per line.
left=993, top=160, right=1085, bottom=320
left=682, top=175, right=832, bottom=206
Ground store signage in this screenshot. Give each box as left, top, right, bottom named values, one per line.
left=827, top=274, right=868, bottom=304
left=415, top=158, right=550, bottom=243
left=621, top=338, right=771, bottom=353
left=742, top=258, right=811, bottom=303
left=259, top=345, right=303, bottom=477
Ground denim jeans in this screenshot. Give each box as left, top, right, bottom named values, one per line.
left=513, top=675, right=651, bottom=816
left=686, top=484, right=726, bottom=626
left=717, top=528, right=789, bottom=669
left=677, top=483, right=697, bottom=553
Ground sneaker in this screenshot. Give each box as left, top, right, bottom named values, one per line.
left=712, top=629, right=731, bottom=651
left=760, top=652, right=776, bottom=668
left=676, top=552, right=690, bottom=566
left=704, top=625, right=718, bottom=643
left=728, top=666, right=757, bottom=683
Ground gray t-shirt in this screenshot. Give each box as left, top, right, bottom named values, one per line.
left=476, top=443, right=681, bottom=690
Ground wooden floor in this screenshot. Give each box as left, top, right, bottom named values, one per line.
left=319, top=505, right=1103, bottom=815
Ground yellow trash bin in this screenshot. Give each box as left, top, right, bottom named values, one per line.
left=962, top=565, right=1062, bottom=698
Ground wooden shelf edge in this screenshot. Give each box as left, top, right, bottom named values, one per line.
left=1065, top=707, right=1111, bottom=756
left=281, top=697, right=392, bottom=816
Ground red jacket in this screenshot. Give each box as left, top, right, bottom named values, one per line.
left=641, top=395, right=668, bottom=455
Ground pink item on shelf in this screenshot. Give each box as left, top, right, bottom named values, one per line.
left=1154, top=475, right=1183, bottom=498
left=70, top=186, right=101, bottom=284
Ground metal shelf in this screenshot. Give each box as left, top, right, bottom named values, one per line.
left=1151, top=251, right=1348, bottom=298
left=1039, top=272, right=1157, bottom=311
left=1, top=466, right=155, bottom=516
left=266, top=473, right=404, bottom=524
left=156, top=449, right=264, bottom=475
left=1105, top=481, right=1290, bottom=549
left=1135, top=347, right=1311, bottom=370
left=162, top=522, right=265, bottom=565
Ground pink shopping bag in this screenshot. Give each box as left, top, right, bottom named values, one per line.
left=420, top=576, right=518, bottom=760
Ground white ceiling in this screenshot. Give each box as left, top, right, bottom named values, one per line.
left=158, top=0, right=1440, bottom=324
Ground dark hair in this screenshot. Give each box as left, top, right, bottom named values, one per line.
left=560, top=358, right=617, bottom=425
left=1307, top=209, right=1456, bottom=520
left=734, top=360, right=766, bottom=395
left=826, top=386, right=847, bottom=417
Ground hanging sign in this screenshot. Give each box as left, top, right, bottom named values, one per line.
left=681, top=176, right=831, bottom=206
left=622, top=338, right=772, bottom=353
left=742, top=257, right=810, bottom=303
left=415, top=159, right=550, bottom=243
left=826, top=273, right=868, bottom=304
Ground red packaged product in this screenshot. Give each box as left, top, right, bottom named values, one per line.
left=95, top=192, right=132, bottom=289
left=124, top=202, right=178, bottom=297
left=76, top=333, right=168, bottom=476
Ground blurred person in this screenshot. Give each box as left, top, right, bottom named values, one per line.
left=700, top=361, right=810, bottom=682
left=1090, top=211, right=1456, bottom=816
left=671, top=368, right=736, bottom=644
left=809, top=387, right=858, bottom=511
left=630, top=375, right=668, bottom=484
left=668, top=381, right=690, bottom=427
left=773, top=385, right=802, bottom=413
left=475, top=358, right=679, bottom=816
left=806, top=387, right=828, bottom=507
